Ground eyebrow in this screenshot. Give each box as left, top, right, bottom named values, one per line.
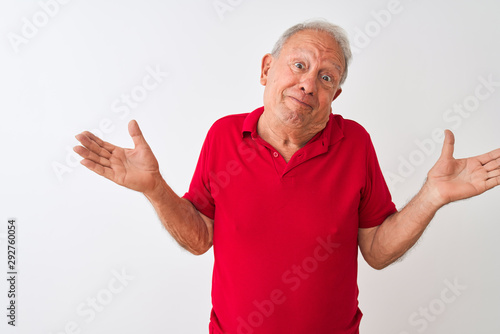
left=328, top=62, right=342, bottom=73
left=291, top=48, right=343, bottom=72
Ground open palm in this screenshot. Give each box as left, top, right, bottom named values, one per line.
left=427, top=130, right=500, bottom=206
left=74, top=120, right=160, bottom=194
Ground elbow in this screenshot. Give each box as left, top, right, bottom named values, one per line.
left=187, top=241, right=213, bottom=256
left=178, top=225, right=213, bottom=256
left=190, top=248, right=210, bottom=256
left=190, top=250, right=205, bottom=256
left=362, top=251, right=393, bottom=270
left=361, top=243, right=399, bottom=270
left=367, top=260, right=390, bottom=270
left=364, top=253, right=401, bottom=270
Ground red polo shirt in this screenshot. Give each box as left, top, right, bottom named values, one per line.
left=183, top=106, right=397, bottom=334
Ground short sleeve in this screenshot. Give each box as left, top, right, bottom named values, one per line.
left=182, top=130, right=215, bottom=220
left=358, top=135, right=398, bottom=228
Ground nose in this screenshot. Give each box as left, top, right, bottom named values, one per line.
left=300, top=72, right=317, bottom=96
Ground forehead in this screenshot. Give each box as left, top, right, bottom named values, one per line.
left=281, top=29, right=345, bottom=68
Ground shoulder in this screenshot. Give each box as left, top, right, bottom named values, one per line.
left=201, top=113, right=250, bottom=148
left=331, top=114, right=371, bottom=143
left=208, top=113, right=249, bottom=134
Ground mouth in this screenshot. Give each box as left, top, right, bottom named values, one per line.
left=288, top=96, right=313, bottom=109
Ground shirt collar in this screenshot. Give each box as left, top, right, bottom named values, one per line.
left=241, top=106, right=344, bottom=147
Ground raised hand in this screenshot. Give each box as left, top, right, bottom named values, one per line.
left=427, top=130, right=500, bottom=206
left=358, top=130, right=500, bottom=269
left=74, top=120, right=161, bottom=194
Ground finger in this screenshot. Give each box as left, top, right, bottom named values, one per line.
left=487, top=169, right=500, bottom=179
left=84, top=131, right=116, bottom=153
left=482, top=155, right=500, bottom=172
left=476, top=148, right=500, bottom=166
left=485, top=175, right=500, bottom=191
left=73, top=145, right=111, bottom=168
left=75, top=132, right=113, bottom=159
left=440, top=129, right=455, bottom=159
left=128, top=120, right=149, bottom=149
left=80, top=158, right=116, bottom=181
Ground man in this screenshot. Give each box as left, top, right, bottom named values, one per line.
left=74, top=20, right=500, bottom=333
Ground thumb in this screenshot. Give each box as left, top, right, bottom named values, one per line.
left=440, top=129, right=455, bottom=159
left=128, top=120, right=149, bottom=148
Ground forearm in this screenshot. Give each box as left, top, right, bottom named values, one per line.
left=367, top=181, right=444, bottom=269
left=144, top=176, right=212, bottom=255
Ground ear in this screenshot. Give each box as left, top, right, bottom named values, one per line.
left=260, top=53, right=273, bottom=86
left=332, top=88, right=342, bottom=102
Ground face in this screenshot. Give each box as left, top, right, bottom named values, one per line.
left=260, top=29, right=345, bottom=130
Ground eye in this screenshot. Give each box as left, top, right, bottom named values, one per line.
left=322, top=74, right=332, bottom=82
left=294, top=62, right=304, bottom=69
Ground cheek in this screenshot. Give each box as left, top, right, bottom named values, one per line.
left=274, top=71, right=297, bottom=91
left=323, top=88, right=339, bottom=102
left=317, top=94, right=335, bottom=110
left=269, top=77, right=285, bottom=97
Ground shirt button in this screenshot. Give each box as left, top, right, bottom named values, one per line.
left=273, top=152, right=279, bottom=158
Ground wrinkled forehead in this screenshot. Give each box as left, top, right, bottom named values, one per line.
left=281, top=30, right=345, bottom=69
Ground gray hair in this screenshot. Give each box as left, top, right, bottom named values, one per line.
left=271, top=20, right=352, bottom=86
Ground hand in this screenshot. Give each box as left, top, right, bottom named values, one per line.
left=426, top=130, right=500, bottom=206
left=74, top=120, right=161, bottom=194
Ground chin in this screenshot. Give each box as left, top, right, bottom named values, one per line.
left=278, top=108, right=309, bottom=127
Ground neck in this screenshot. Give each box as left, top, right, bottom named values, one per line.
left=257, top=110, right=328, bottom=150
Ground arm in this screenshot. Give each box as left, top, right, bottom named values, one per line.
left=359, top=130, right=500, bottom=270
left=143, top=178, right=214, bottom=255
left=74, top=120, right=213, bottom=255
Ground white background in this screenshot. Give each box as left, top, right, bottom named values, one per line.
left=1, top=0, right=499, bottom=333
